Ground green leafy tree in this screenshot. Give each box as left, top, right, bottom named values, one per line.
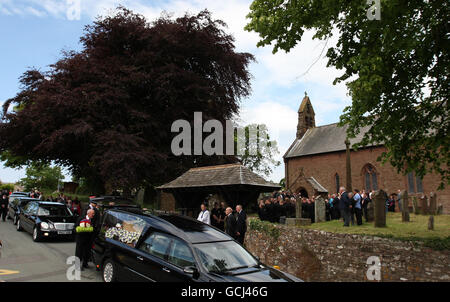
left=236, top=124, right=281, bottom=177
left=245, top=0, right=449, bottom=188
left=19, top=163, right=64, bottom=192
left=0, top=183, right=15, bottom=192
left=279, top=178, right=286, bottom=190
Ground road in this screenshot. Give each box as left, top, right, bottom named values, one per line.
left=0, top=218, right=102, bottom=282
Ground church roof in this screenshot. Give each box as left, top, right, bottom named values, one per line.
left=157, top=163, right=280, bottom=190
left=307, top=177, right=328, bottom=193
left=284, top=122, right=380, bottom=159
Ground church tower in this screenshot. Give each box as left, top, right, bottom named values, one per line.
left=296, top=93, right=315, bottom=139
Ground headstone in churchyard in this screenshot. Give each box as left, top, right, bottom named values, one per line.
left=401, top=190, right=410, bottom=222
left=429, top=192, right=437, bottom=215
left=314, top=196, right=326, bottom=223
left=136, top=188, right=145, bottom=206
left=285, top=217, right=311, bottom=226
left=428, top=215, right=434, bottom=230
left=285, top=196, right=311, bottom=226
left=412, top=197, right=420, bottom=215
left=437, top=204, right=443, bottom=215
left=373, top=190, right=387, bottom=228
left=295, top=196, right=302, bottom=219
left=419, top=195, right=429, bottom=215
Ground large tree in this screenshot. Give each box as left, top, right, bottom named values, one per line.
left=245, top=0, right=449, bottom=188
left=0, top=8, right=254, bottom=193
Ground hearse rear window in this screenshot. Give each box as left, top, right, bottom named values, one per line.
left=102, top=211, right=147, bottom=248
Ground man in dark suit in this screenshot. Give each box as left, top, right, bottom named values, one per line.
left=82, top=200, right=100, bottom=231
left=75, top=208, right=95, bottom=270
left=0, top=193, right=8, bottom=222
left=339, top=186, right=352, bottom=227
left=235, top=205, right=247, bottom=245
left=224, top=207, right=237, bottom=239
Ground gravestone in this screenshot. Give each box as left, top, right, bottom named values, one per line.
left=429, top=192, right=437, bottom=215
left=401, top=190, right=410, bottom=222
left=420, top=195, right=429, bottom=215
left=285, top=217, right=311, bottom=226
left=428, top=216, right=434, bottom=230
left=412, top=197, right=420, bottom=215
left=285, top=196, right=311, bottom=226
left=296, top=197, right=302, bottom=219
left=314, top=196, right=326, bottom=223
left=437, top=204, right=443, bottom=215
left=373, top=190, right=387, bottom=228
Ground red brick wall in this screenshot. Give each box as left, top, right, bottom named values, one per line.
left=286, top=146, right=450, bottom=214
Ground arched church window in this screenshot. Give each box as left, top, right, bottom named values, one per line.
left=407, top=171, right=423, bottom=193
left=363, top=164, right=378, bottom=191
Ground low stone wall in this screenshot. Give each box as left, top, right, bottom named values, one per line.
left=245, top=223, right=450, bottom=282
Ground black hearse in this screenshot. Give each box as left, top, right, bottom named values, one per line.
left=92, top=209, right=302, bottom=282
left=16, top=201, right=76, bottom=242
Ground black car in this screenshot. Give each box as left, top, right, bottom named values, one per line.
left=16, top=201, right=76, bottom=242
left=92, top=209, right=302, bottom=282
left=7, top=197, right=39, bottom=225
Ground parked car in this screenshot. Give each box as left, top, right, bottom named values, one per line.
left=9, top=191, right=30, bottom=199
left=16, top=201, right=76, bottom=242
left=7, top=197, right=39, bottom=225
left=92, top=209, right=302, bottom=282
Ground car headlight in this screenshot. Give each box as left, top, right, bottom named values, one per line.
left=40, top=222, right=49, bottom=230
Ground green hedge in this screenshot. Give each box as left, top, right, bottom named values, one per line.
left=248, top=219, right=280, bottom=241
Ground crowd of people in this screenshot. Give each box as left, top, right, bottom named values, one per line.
left=196, top=201, right=248, bottom=245
left=256, top=187, right=401, bottom=227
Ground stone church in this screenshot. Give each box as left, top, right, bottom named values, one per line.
left=283, top=95, right=449, bottom=214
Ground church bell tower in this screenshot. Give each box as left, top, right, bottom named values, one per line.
left=296, top=92, right=316, bottom=139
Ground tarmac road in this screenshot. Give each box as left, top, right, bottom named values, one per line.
left=0, top=217, right=102, bottom=282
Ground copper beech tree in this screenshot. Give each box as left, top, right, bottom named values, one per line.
left=0, top=8, right=254, bottom=193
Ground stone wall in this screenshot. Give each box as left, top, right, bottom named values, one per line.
left=245, top=223, right=450, bottom=282
left=286, top=146, right=450, bottom=214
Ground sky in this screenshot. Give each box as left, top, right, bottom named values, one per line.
left=0, top=0, right=352, bottom=184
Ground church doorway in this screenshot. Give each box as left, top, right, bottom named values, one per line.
left=298, top=188, right=308, bottom=198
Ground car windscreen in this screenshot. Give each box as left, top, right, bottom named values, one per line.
left=37, top=205, right=72, bottom=217
left=193, top=241, right=259, bottom=274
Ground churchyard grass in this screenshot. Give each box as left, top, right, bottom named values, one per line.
left=299, top=212, right=450, bottom=239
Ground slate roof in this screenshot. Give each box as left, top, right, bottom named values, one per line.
left=157, top=164, right=281, bottom=190
left=284, top=123, right=380, bottom=159
left=307, top=177, right=328, bottom=193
